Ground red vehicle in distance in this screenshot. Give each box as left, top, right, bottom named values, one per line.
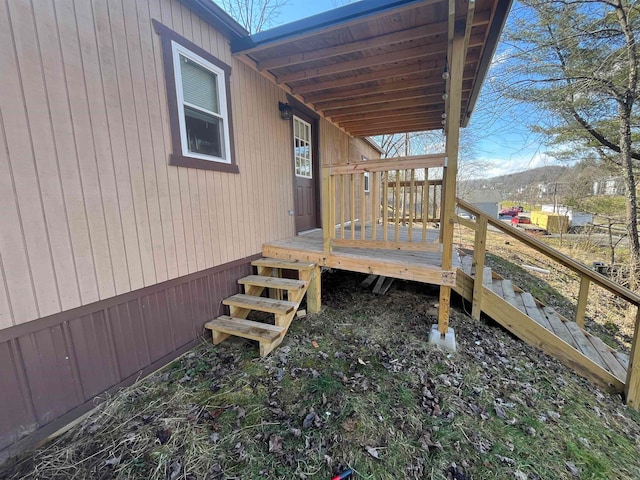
left=511, top=215, right=531, bottom=226
left=499, top=206, right=523, bottom=217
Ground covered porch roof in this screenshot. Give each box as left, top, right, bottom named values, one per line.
left=232, top=0, right=511, bottom=138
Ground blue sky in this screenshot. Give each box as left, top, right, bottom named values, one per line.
left=263, top=0, right=559, bottom=178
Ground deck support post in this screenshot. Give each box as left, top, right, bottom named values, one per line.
left=304, top=265, right=322, bottom=314
left=437, top=2, right=471, bottom=336
left=471, top=217, right=488, bottom=320
left=625, top=307, right=640, bottom=409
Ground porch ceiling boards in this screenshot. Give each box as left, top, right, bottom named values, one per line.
left=232, top=0, right=511, bottom=137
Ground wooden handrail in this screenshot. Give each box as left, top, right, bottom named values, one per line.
left=457, top=198, right=640, bottom=306
left=329, top=154, right=445, bottom=175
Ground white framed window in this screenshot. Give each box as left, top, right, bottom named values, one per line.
left=172, top=41, right=231, bottom=164
left=294, top=116, right=312, bottom=178
left=154, top=19, right=237, bottom=173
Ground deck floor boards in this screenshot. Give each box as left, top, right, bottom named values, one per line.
left=263, top=226, right=459, bottom=286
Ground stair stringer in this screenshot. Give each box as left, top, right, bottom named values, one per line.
left=455, top=268, right=624, bottom=393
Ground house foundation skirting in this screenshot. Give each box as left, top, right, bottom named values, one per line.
left=0, top=253, right=261, bottom=464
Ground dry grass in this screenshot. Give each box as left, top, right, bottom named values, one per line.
left=2, top=271, right=640, bottom=480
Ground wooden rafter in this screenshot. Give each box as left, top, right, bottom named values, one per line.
left=291, top=61, right=445, bottom=94
left=275, top=43, right=448, bottom=84
left=329, top=105, right=445, bottom=122
left=324, top=97, right=445, bottom=118
left=256, top=10, right=492, bottom=72
left=304, top=77, right=474, bottom=104
left=314, top=88, right=471, bottom=111
left=234, top=0, right=444, bottom=56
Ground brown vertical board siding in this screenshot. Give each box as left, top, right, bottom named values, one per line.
left=74, top=0, right=131, bottom=296
left=69, top=312, right=120, bottom=400
left=0, top=341, right=36, bottom=450
left=0, top=254, right=257, bottom=458
left=92, top=0, right=146, bottom=293
left=138, top=0, right=180, bottom=280
left=1, top=1, right=59, bottom=320
left=15, top=1, right=80, bottom=313
left=56, top=0, right=117, bottom=300
left=108, top=0, right=158, bottom=287
left=123, top=0, right=169, bottom=284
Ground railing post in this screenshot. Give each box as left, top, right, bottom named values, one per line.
left=471, top=216, right=488, bottom=320
left=576, top=276, right=590, bottom=328
left=322, top=167, right=332, bottom=252
left=625, top=306, right=640, bottom=409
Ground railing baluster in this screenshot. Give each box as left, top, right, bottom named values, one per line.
left=330, top=173, right=337, bottom=240
left=383, top=172, right=388, bottom=241
left=350, top=174, right=356, bottom=240
left=472, top=217, right=488, bottom=320
left=395, top=170, right=401, bottom=242
left=340, top=175, right=345, bottom=239
left=361, top=172, right=366, bottom=240
left=422, top=168, right=428, bottom=242
left=408, top=169, right=415, bottom=242
left=322, top=167, right=331, bottom=252
left=372, top=171, right=379, bottom=241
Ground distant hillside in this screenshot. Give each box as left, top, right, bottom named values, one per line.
left=460, top=165, right=571, bottom=201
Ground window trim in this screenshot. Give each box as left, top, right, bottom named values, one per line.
left=293, top=115, right=313, bottom=179
left=153, top=19, right=238, bottom=173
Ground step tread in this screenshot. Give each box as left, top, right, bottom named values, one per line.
left=252, top=257, right=316, bottom=271
left=205, top=315, right=284, bottom=342
left=223, top=294, right=296, bottom=314
left=238, top=275, right=307, bottom=290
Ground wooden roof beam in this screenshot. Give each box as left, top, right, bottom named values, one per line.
left=302, top=64, right=476, bottom=101
left=324, top=97, right=445, bottom=117
left=338, top=111, right=445, bottom=126
left=329, top=105, right=444, bottom=122
left=304, top=77, right=474, bottom=104
left=255, top=9, right=492, bottom=72
left=315, top=88, right=471, bottom=111
left=292, top=61, right=441, bottom=94
left=233, top=0, right=445, bottom=55
left=344, top=120, right=447, bottom=134
left=348, top=123, right=445, bottom=136
left=276, top=43, right=447, bottom=84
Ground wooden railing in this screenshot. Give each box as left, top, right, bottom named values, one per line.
left=456, top=198, right=640, bottom=409
left=322, top=155, right=445, bottom=253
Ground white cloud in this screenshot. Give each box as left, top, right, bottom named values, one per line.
left=477, top=152, right=562, bottom=179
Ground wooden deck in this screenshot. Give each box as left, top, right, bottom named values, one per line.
left=263, top=226, right=459, bottom=287
left=455, top=254, right=629, bottom=392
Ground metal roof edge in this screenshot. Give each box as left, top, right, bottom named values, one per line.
left=231, top=0, right=424, bottom=53
left=361, top=136, right=385, bottom=154
left=179, top=0, right=249, bottom=40
left=462, top=0, right=513, bottom=128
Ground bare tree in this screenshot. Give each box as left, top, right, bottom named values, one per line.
left=216, top=0, right=288, bottom=33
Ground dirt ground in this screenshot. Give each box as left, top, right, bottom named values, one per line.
left=1, top=270, right=639, bottom=480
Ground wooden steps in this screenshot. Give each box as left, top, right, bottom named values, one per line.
left=205, top=258, right=319, bottom=357
left=454, top=254, right=629, bottom=393
left=238, top=275, right=308, bottom=291
left=223, top=294, right=296, bottom=315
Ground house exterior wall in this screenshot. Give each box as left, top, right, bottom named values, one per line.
left=0, top=0, right=297, bottom=329
left=0, top=0, right=376, bottom=459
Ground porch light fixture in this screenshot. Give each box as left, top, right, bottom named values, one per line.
left=279, top=101, right=293, bottom=120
